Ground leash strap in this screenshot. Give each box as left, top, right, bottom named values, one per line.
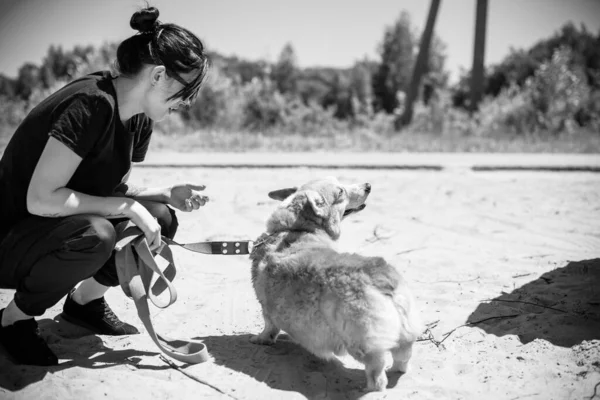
left=161, top=237, right=253, bottom=255
left=114, top=221, right=210, bottom=364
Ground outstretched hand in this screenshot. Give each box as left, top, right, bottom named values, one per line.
left=167, top=183, right=209, bottom=212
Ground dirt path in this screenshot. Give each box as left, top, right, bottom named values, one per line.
left=1, top=168, right=599, bottom=400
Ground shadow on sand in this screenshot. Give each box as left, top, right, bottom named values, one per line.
left=467, top=258, right=600, bottom=347
left=0, top=316, right=404, bottom=398
left=193, top=333, right=404, bottom=400
left=0, top=315, right=162, bottom=392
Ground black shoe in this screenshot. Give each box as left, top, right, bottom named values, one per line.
left=61, top=290, right=139, bottom=336
left=0, top=308, right=58, bottom=366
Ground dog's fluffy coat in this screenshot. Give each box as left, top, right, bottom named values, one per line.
left=250, top=177, right=420, bottom=391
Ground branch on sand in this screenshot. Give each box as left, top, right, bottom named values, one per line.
left=418, top=294, right=597, bottom=350
left=396, top=246, right=427, bottom=256
left=483, top=298, right=568, bottom=314
left=416, top=314, right=521, bottom=349
left=365, top=225, right=397, bottom=243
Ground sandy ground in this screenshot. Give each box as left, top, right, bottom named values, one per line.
left=1, top=166, right=599, bottom=400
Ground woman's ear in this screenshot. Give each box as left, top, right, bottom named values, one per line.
left=150, top=65, right=167, bottom=86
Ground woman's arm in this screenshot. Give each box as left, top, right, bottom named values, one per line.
left=113, top=180, right=169, bottom=204
left=114, top=169, right=208, bottom=212
left=27, top=137, right=163, bottom=248
left=27, top=137, right=137, bottom=218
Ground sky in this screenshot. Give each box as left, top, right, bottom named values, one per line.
left=0, top=0, right=599, bottom=83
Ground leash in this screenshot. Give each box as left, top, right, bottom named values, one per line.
left=113, top=220, right=253, bottom=364
left=162, top=237, right=254, bottom=255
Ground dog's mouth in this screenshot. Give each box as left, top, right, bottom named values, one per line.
left=343, top=203, right=366, bottom=217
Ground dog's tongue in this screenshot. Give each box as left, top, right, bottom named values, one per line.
left=344, top=204, right=366, bottom=216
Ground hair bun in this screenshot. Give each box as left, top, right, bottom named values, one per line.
left=130, top=7, right=160, bottom=33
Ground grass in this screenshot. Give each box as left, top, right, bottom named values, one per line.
left=147, top=128, right=600, bottom=154
left=2, top=124, right=600, bottom=157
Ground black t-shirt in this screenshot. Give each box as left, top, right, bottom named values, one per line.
left=0, top=71, right=153, bottom=240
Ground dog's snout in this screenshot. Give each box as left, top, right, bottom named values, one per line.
left=364, top=183, right=371, bottom=193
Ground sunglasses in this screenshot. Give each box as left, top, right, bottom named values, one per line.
left=165, top=68, right=205, bottom=103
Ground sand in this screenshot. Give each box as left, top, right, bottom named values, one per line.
left=1, top=166, right=599, bottom=400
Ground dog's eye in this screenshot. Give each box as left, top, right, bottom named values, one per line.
left=338, top=188, right=345, bottom=198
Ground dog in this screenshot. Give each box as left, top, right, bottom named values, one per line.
left=249, top=176, right=420, bottom=391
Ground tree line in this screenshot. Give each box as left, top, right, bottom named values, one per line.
left=1, top=12, right=599, bottom=137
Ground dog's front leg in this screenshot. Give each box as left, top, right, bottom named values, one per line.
left=250, top=312, right=280, bottom=345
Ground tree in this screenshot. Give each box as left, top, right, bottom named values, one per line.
left=398, top=0, right=441, bottom=127
left=372, top=11, right=415, bottom=114
left=40, top=45, right=79, bottom=88
left=373, top=10, right=449, bottom=116
left=322, top=72, right=353, bottom=119
left=208, top=52, right=270, bottom=84
left=271, top=43, right=299, bottom=95
left=0, top=74, right=16, bottom=98
left=452, top=21, right=600, bottom=109
left=470, top=0, right=488, bottom=111
left=15, top=63, right=41, bottom=100
left=349, top=60, right=375, bottom=116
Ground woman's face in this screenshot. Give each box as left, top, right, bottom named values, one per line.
left=143, top=66, right=198, bottom=121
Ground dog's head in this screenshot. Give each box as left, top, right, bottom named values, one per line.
left=265, top=176, right=371, bottom=240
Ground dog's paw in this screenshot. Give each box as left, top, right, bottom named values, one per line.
left=365, top=374, right=388, bottom=392
left=250, top=335, right=276, bottom=345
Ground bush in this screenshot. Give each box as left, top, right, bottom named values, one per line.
left=241, top=78, right=287, bottom=131
left=0, top=96, right=28, bottom=128
left=579, top=89, right=600, bottom=130
left=183, top=68, right=244, bottom=131
left=281, top=98, right=346, bottom=136
left=480, top=46, right=592, bottom=135
left=477, top=84, right=538, bottom=134
left=527, top=46, right=589, bottom=133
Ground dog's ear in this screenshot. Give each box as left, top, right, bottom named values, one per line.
left=305, top=190, right=327, bottom=218
left=268, top=187, right=297, bottom=201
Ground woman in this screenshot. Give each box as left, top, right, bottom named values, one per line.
left=0, top=7, right=209, bottom=366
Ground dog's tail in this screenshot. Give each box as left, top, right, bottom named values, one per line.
left=368, top=260, right=422, bottom=343
left=392, top=288, right=422, bottom=344
left=362, top=259, right=422, bottom=342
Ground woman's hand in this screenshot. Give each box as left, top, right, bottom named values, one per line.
left=127, top=200, right=163, bottom=251
left=166, top=183, right=209, bottom=212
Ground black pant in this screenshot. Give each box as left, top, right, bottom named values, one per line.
left=0, top=201, right=178, bottom=316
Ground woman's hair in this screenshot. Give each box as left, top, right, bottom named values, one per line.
left=115, top=6, right=209, bottom=102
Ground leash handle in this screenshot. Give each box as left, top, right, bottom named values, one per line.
left=115, top=224, right=178, bottom=309
left=114, top=221, right=210, bottom=365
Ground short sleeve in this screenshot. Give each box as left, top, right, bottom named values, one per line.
left=49, top=95, right=112, bottom=159
left=132, top=116, right=154, bottom=163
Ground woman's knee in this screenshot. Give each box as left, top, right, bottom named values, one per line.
left=64, top=215, right=116, bottom=258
